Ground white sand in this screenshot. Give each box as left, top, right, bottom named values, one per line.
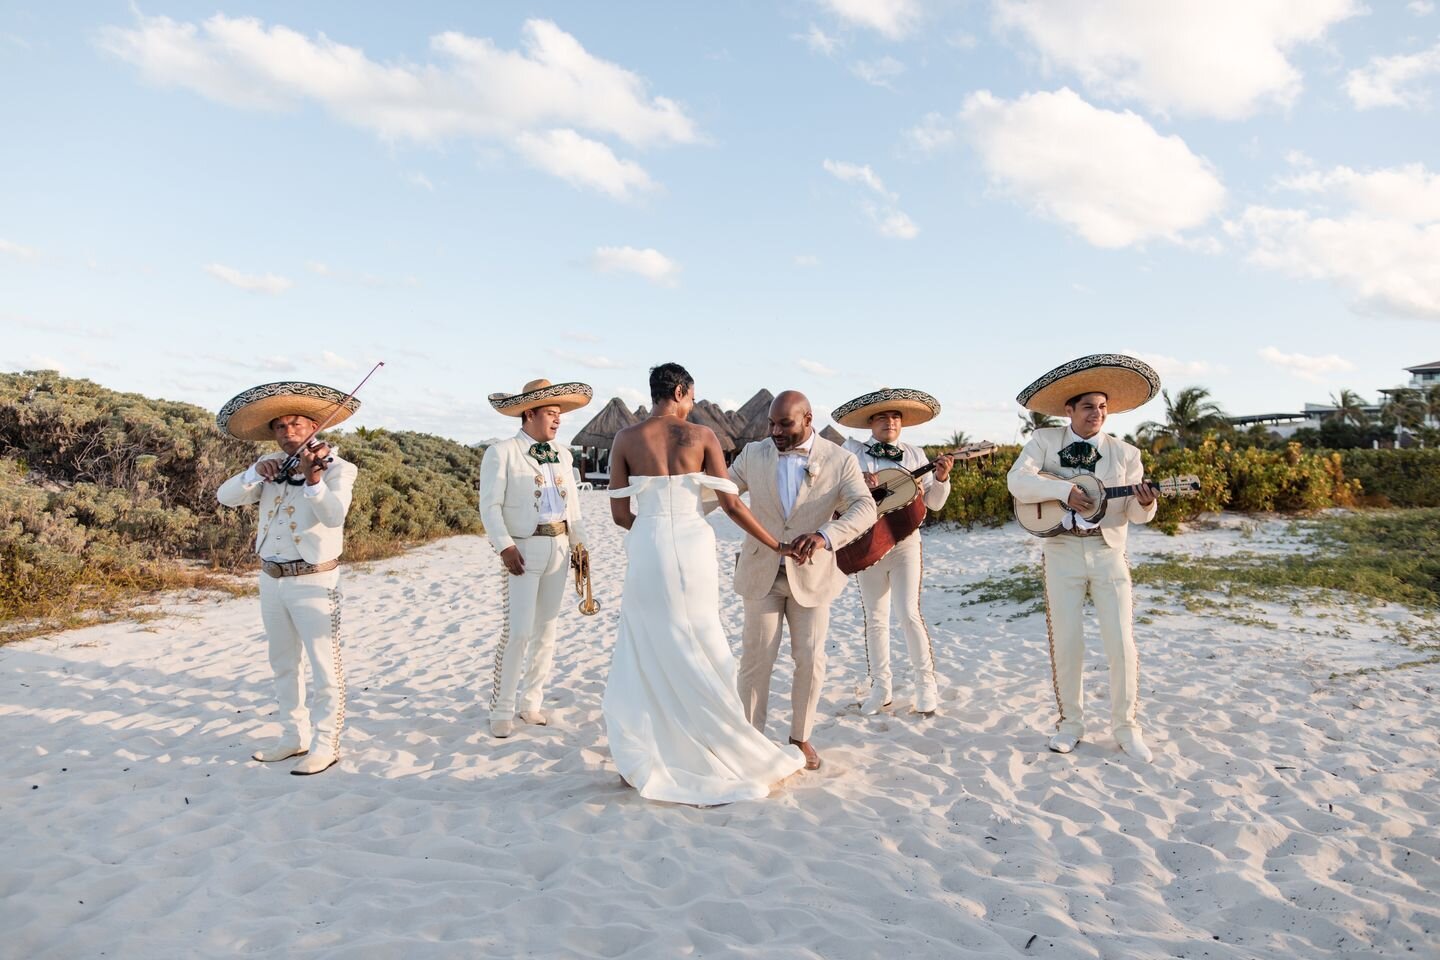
left=2, top=493, right=1437, bottom=959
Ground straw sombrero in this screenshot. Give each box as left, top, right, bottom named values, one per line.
left=488, top=378, right=593, bottom=417
left=831, top=387, right=941, bottom=429
left=1016, top=354, right=1160, bottom=418
left=217, top=381, right=360, bottom=442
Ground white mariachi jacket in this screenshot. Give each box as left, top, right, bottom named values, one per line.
left=842, top=437, right=952, bottom=513
left=1006, top=426, right=1155, bottom=550
left=479, top=434, right=587, bottom=554
left=217, top=451, right=356, bottom=564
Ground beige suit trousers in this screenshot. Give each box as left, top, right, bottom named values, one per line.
left=739, top=568, right=830, bottom=743
left=1041, top=535, right=1141, bottom=739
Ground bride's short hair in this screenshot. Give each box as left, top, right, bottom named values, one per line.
left=650, top=362, right=694, bottom=403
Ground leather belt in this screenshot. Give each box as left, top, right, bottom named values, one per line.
left=533, top=520, right=568, bottom=537
left=262, top=558, right=340, bottom=578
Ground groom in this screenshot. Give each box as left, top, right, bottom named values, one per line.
left=728, top=390, right=876, bottom=770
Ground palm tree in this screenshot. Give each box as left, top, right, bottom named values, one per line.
left=1380, top=388, right=1427, bottom=446
left=1018, top=411, right=1061, bottom=437
left=1327, top=389, right=1370, bottom=428
left=945, top=429, right=970, bottom=448
left=1136, top=385, right=1227, bottom=450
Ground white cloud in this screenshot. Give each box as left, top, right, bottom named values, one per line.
left=514, top=129, right=655, bottom=200
left=794, top=254, right=821, bottom=267
left=590, top=246, right=681, bottom=286
left=798, top=358, right=837, bottom=377
left=404, top=171, right=435, bottom=191
left=1345, top=42, right=1440, bottom=110
left=799, top=24, right=841, bottom=56
left=994, top=0, right=1360, bottom=119
left=203, top=262, right=293, bottom=294
left=1409, top=1, right=1434, bottom=15
left=1125, top=350, right=1228, bottom=380
left=1258, top=346, right=1355, bottom=382
left=0, top=238, right=38, bottom=260
left=819, top=0, right=920, bottom=39
left=616, top=386, right=647, bottom=409
left=549, top=348, right=625, bottom=369
left=321, top=351, right=358, bottom=371
left=851, top=56, right=905, bottom=88
left=1284, top=149, right=1315, bottom=168
left=960, top=88, right=1226, bottom=248
left=823, top=159, right=919, bottom=239
left=1278, top=163, right=1440, bottom=224
left=1229, top=207, right=1440, bottom=319
left=1226, top=162, right=1440, bottom=319
left=905, top=112, right=958, bottom=153
left=99, top=14, right=697, bottom=198
left=306, top=261, right=331, bottom=275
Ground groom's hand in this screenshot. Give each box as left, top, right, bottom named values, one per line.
left=500, top=545, right=525, bottom=576
left=791, top=532, right=826, bottom=564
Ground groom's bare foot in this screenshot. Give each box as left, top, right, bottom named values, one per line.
left=788, top=737, right=822, bottom=771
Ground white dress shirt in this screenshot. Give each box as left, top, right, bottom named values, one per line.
left=518, top=429, right=567, bottom=523
left=1060, top=427, right=1102, bottom=531
left=776, top=430, right=817, bottom=519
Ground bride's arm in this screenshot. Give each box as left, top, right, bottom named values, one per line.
left=609, top=434, right=636, bottom=530
left=705, top=433, right=784, bottom=553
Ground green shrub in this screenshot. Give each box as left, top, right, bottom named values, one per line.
left=1339, top=448, right=1440, bottom=507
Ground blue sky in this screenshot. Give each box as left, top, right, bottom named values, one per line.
left=3, top=1, right=1438, bottom=446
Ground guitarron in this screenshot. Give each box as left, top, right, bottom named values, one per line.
left=1012, top=472, right=1201, bottom=537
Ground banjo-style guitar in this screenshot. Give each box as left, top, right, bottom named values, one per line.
left=1012, top=472, right=1201, bottom=537
left=836, top=442, right=997, bottom=575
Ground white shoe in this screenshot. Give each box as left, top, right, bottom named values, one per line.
left=1116, top=730, right=1154, bottom=762
left=859, top=685, right=893, bottom=715
left=491, top=717, right=516, bottom=738
left=290, top=751, right=337, bottom=776
left=252, top=741, right=308, bottom=763
left=518, top=709, right=548, bottom=726
left=1048, top=732, right=1080, bottom=754
left=912, top=683, right=939, bottom=716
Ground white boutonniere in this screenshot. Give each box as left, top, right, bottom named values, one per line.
left=803, top=462, right=817, bottom=485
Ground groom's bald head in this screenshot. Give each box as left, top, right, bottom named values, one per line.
left=769, top=390, right=813, bottom=451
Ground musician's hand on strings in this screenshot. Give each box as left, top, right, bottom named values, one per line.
left=500, top=545, right=526, bottom=576
left=255, top=458, right=282, bottom=482
left=932, top=454, right=954, bottom=482
left=1134, top=481, right=1157, bottom=507
left=862, top=472, right=878, bottom=487
left=1066, top=485, right=1096, bottom=512
left=298, top=439, right=331, bottom=484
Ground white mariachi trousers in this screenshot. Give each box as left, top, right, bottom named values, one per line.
left=1040, top=535, right=1141, bottom=740
left=257, top=569, right=346, bottom=756
left=491, top=533, right=569, bottom=718
left=856, top=533, right=937, bottom=696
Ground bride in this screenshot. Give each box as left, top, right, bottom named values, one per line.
left=603, top=363, right=805, bottom=804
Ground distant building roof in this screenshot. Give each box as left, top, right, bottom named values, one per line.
left=1406, top=361, right=1440, bottom=373
left=1228, top=413, right=1308, bottom=426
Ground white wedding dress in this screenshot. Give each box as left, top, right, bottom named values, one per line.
left=603, top=474, right=805, bottom=804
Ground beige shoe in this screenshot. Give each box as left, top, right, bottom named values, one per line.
left=1116, top=729, right=1154, bottom=762
left=912, top=682, right=940, bottom=716
left=290, top=752, right=337, bottom=776
left=518, top=709, right=548, bottom=726
left=1048, top=732, right=1080, bottom=754
left=491, top=717, right=516, bottom=738
left=859, top=685, right=892, bottom=716
left=252, top=742, right=308, bottom=763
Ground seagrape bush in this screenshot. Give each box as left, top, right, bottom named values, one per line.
left=1339, top=449, right=1440, bottom=508
left=0, top=371, right=483, bottom=622
left=923, top=437, right=1364, bottom=533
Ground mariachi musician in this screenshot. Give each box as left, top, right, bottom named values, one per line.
left=832, top=388, right=953, bottom=716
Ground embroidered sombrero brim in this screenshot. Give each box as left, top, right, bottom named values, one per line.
left=217, top=382, right=360, bottom=441
left=1016, top=354, right=1160, bottom=418
left=831, top=388, right=940, bottom=429
left=489, top=379, right=593, bottom=417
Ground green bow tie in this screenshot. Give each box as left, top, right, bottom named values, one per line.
left=529, top=441, right=559, bottom=465
left=867, top=441, right=903, bottom=462
left=1059, top=440, right=1101, bottom=473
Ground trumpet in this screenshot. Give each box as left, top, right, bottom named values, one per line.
left=570, top=544, right=600, bottom=616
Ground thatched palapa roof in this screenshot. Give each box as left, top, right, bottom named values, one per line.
left=819, top=424, right=845, bottom=446
left=571, top=396, right=635, bottom=450
left=688, top=399, right=739, bottom=452
left=734, top=389, right=776, bottom=446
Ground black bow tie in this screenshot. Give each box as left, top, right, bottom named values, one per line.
left=866, top=441, right=903, bottom=462
left=1059, top=440, right=1101, bottom=473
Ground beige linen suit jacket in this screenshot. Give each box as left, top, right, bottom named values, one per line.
left=479, top=435, right=587, bottom=554
left=727, top=436, right=876, bottom=607
left=1006, top=426, right=1155, bottom=550
left=217, top=451, right=356, bottom=564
